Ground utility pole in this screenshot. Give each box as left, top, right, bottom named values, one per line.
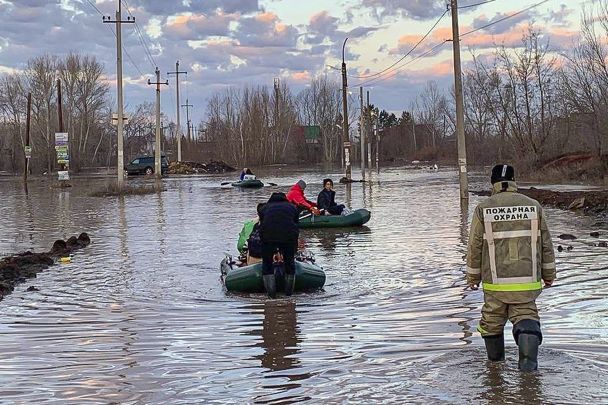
left=148, top=67, right=168, bottom=179
left=412, top=118, right=417, bottom=155
left=359, top=86, right=365, bottom=179
left=182, top=99, right=193, bottom=142
left=103, top=1, right=135, bottom=189
left=167, top=61, right=187, bottom=162
left=341, top=38, right=352, bottom=181
left=450, top=0, right=469, bottom=200
left=375, top=115, right=380, bottom=173
left=57, top=78, right=69, bottom=186
left=366, top=90, right=372, bottom=168
left=24, top=93, right=31, bottom=184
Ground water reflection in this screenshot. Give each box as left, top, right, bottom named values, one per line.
left=256, top=300, right=301, bottom=373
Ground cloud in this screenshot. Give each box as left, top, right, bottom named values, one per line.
left=471, top=10, right=537, bottom=35
left=234, top=12, right=299, bottom=47
left=123, top=0, right=260, bottom=15
left=164, top=12, right=237, bottom=40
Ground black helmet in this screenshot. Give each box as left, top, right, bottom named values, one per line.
left=491, top=164, right=515, bottom=184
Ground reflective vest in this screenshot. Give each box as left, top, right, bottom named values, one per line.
left=466, top=181, right=556, bottom=302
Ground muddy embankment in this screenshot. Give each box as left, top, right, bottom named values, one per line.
left=474, top=187, right=608, bottom=219
left=0, top=233, right=91, bottom=301
left=168, top=160, right=236, bottom=175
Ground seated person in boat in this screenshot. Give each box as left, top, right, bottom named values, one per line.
left=259, top=192, right=300, bottom=297
left=317, top=178, right=346, bottom=215
left=286, top=180, right=320, bottom=216
left=236, top=203, right=264, bottom=265
left=239, top=167, right=256, bottom=181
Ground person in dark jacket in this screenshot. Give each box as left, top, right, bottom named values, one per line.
left=317, top=178, right=346, bottom=215
left=259, top=192, right=300, bottom=298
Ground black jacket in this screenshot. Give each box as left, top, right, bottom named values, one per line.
left=317, top=189, right=337, bottom=210
left=260, top=192, right=300, bottom=242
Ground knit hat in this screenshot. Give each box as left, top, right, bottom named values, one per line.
left=297, top=180, right=306, bottom=190
left=491, top=164, right=515, bottom=184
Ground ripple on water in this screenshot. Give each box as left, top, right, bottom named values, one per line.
left=0, top=170, right=606, bottom=403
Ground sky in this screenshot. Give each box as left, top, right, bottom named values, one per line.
left=0, top=0, right=588, bottom=125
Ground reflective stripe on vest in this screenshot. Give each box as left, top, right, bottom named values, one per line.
left=482, top=205, right=541, bottom=291
left=483, top=281, right=542, bottom=291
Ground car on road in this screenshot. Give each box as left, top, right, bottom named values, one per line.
left=125, top=155, right=169, bottom=176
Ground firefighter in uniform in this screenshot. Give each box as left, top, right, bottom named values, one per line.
left=466, top=165, right=556, bottom=371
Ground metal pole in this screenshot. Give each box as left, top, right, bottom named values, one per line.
left=24, top=93, right=31, bottom=184
left=375, top=116, right=380, bottom=173
left=359, top=86, right=365, bottom=179
left=366, top=90, right=372, bottom=168
left=450, top=0, right=469, bottom=199
left=341, top=38, right=351, bottom=181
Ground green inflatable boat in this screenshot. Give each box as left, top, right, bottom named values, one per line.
left=221, top=257, right=326, bottom=293
left=231, top=179, right=264, bottom=188
left=299, top=208, right=371, bottom=229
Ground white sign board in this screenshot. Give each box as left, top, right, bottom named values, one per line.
left=58, top=170, right=70, bottom=181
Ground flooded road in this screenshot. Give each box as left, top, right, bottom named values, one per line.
left=0, top=167, right=606, bottom=403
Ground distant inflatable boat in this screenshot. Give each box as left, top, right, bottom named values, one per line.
left=231, top=179, right=264, bottom=188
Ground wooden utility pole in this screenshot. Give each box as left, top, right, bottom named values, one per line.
left=167, top=61, right=187, bottom=162
left=341, top=38, right=352, bottom=181
left=24, top=93, right=31, bottom=183
left=148, top=67, right=168, bottom=179
left=103, top=1, right=135, bottom=189
left=359, top=86, right=365, bottom=179
left=450, top=0, right=469, bottom=199
left=57, top=78, right=70, bottom=186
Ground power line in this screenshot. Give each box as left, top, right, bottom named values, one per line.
left=352, top=0, right=551, bottom=87
left=84, top=0, right=103, bottom=15
left=350, top=8, right=449, bottom=79
left=121, top=0, right=158, bottom=69
left=459, top=0, right=496, bottom=9
left=461, top=0, right=550, bottom=37
left=353, top=41, right=450, bottom=87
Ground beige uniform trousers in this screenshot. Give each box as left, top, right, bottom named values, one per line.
left=478, top=294, right=539, bottom=336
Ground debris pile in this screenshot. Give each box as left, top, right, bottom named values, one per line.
left=168, top=160, right=236, bottom=175
left=0, top=233, right=91, bottom=301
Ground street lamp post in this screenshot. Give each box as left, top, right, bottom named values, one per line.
left=341, top=38, right=352, bottom=181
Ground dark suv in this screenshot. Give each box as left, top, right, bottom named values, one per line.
left=125, top=155, right=169, bottom=176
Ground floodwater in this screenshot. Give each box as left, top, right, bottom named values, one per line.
left=0, top=167, right=607, bottom=404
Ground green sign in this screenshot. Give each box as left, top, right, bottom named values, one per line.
left=304, top=126, right=320, bottom=139
left=24, top=145, right=32, bottom=159
left=304, top=126, right=320, bottom=144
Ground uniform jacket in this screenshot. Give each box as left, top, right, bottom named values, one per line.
left=466, top=181, right=556, bottom=303
left=286, top=184, right=316, bottom=210
left=317, top=189, right=337, bottom=210
left=260, top=193, right=300, bottom=242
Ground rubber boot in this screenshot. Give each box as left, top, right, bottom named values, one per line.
left=483, top=334, right=505, bottom=361
left=518, top=334, right=539, bottom=372
left=263, top=274, right=276, bottom=299
left=284, top=274, right=296, bottom=296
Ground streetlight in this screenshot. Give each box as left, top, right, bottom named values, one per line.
left=341, top=37, right=352, bottom=181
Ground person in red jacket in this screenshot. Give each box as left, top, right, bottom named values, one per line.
left=286, top=180, right=320, bottom=215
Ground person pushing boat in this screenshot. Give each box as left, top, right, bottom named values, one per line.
left=259, top=192, right=300, bottom=298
